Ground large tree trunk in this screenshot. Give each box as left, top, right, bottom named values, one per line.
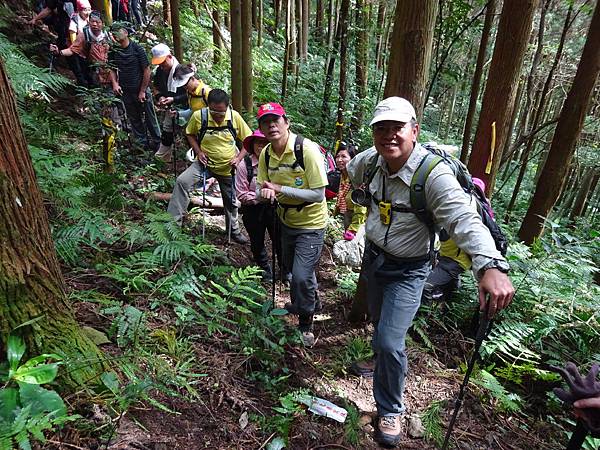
left=383, top=0, right=437, bottom=119
left=241, top=0, right=254, bottom=113
left=518, top=1, right=600, bottom=244
left=0, top=59, right=105, bottom=389
left=170, top=0, right=183, bottom=60
left=212, top=9, right=223, bottom=64
left=468, top=0, right=539, bottom=196
left=351, top=0, right=369, bottom=132
left=230, top=0, right=243, bottom=111
left=460, top=0, right=496, bottom=163
left=335, top=0, right=350, bottom=144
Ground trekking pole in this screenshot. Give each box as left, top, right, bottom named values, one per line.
left=271, top=202, right=277, bottom=309
left=566, top=419, right=588, bottom=450
left=201, top=164, right=206, bottom=240
left=228, top=167, right=236, bottom=244
left=441, top=303, right=492, bottom=450
left=49, top=52, right=55, bottom=74
left=171, top=108, right=178, bottom=177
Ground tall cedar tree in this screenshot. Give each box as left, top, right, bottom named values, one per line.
left=241, top=0, right=253, bottom=113
left=351, top=0, right=369, bottom=132
left=467, top=0, right=539, bottom=195
left=383, top=0, right=437, bottom=119
left=0, top=59, right=106, bottom=389
left=230, top=0, right=243, bottom=110
left=170, top=0, right=183, bottom=60
left=518, top=1, right=600, bottom=244
left=460, top=0, right=496, bottom=163
left=335, top=0, right=350, bottom=144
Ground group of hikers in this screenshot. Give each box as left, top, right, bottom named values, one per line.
left=27, top=7, right=600, bottom=448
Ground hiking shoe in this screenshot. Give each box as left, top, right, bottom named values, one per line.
left=349, top=359, right=376, bottom=378
left=301, top=331, right=315, bottom=348
left=375, top=415, right=402, bottom=447
left=231, top=232, right=249, bottom=244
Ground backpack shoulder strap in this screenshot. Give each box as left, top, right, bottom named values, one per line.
left=293, top=134, right=305, bottom=170
left=362, top=151, right=380, bottom=188
left=410, top=153, right=444, bottom=221
left=227, top=107, right=237, bottom=142
left=262, top=146, right=271, bottom=181
left=244, top=155, right=254, bottom=184
left=197, top=107, right=209, bottom=143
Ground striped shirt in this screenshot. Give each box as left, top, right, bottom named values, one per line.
left=109, top=40, right=148, bottom=92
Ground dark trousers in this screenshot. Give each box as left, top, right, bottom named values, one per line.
left=241, top=204, right=282, bottom=274
left=121, top=88, right=161, bottom=151
left=67, top=54, right=92, bottom=87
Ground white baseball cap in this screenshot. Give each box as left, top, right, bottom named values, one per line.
left=370, top=96, right=417, bottom=126
left=172, top=69, right=196, bottom=88
left=151, top=43, right=171, bottom=65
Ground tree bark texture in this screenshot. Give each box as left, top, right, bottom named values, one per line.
left=315, top=0, right=324, bottom=38
left=383, top=0, right=437, bottom=119
left=351, top=0, right=369, bottom=132
left=319, top=0, right=343, bottom=133
left=282, top=0, right=292, bottom=99
left=518, top=0, right=600, bottom=244
left=230, top=0, right=243, bottom=111
left=212, top=9, right=223, bottom=64
left=374, top=0, right=386, bottom=70
left=301, top=0, right=309, bottom=59
left=0, top=59, right=105, bottom=389
left=257, top=0, right=263, bottom=46
left=170, top=0, right=183, bottom=61
left=468, top=0, right=539, bottom=196
left=163, top=0, right=171, bottom=26
left=335, top=0, right=350, bottom=144
left=241, top=0, right=254, bottom=113
left=460, top=0, right=496, bottom=163
left=569, top=167, right=597, bottom=224
left=582, top=171, right=599, bottom=218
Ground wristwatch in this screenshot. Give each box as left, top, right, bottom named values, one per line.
left=480, top=259, right=510, bottom=275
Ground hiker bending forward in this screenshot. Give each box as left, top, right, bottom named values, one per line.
left=346, top=97, right=514, bottom=448
left=168, top=89, right=251, bottom=245
left=255, top=103, right=329, bottom=348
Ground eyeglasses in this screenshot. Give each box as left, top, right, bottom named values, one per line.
left=209, top=109, right=227, bottom=115
left=372, top=123, right=410, bottom=134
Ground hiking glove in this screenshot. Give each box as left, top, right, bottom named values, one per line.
left=550, top=363, right=600, bottom=435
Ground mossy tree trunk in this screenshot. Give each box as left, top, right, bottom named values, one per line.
left=0, top=59, right=106, bottom=390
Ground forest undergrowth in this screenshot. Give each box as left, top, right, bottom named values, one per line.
left=1, top=7, right=600, bottom=450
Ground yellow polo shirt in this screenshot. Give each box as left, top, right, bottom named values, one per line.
left=257, top=132, right=329, bottom=229
left=186, top=108, right=252, bottom=176
left=188, top=81, right=211, bottom=111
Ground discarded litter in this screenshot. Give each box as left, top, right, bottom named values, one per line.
left=299, top=396, right=347, bottom=423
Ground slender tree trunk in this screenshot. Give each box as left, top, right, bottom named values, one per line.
left=325, top=0, right=337, bottom=73
left=230, top=0, right=243, bottom=111
left=383, top=0, right=438, bottom=119
left=468, top=0, right=539, bottom=197
left=374, top=0, right=386, bottom=70
left=258, top=0, right=263, bottom=46
left=163, top=0, right=171, bottom=26
left=252, top=0, right=258, bottom=28
left=316, top=0, right=324, bottom=39
left=582, top=172, right=600, bottom=218
left=569, top=167, right=597, bottom=224
left=518, top=0, right=600, bottom=244
left=170, top=0, right=183, bottom=61
left=275, top=0, right=281, bottom=30
left=319, top=1, right=343, bottom=133
left=282, top=0, right=292, bottom=99
left=212, top=9, right=223, bottom=64
left=0, top=59, right=106, bottom=389
left=224, top=7, right=231, bottom=30
left=351, top=0, right=369, bottom=132
left=301, top=0, right=309, bottom=59
left=294, top=0, right=301, bottom=69
left=335, top=0, right=350, bottom=144
left=241, top=0, right=253, bottom=113
left=460, top=0, right=496, bottom=163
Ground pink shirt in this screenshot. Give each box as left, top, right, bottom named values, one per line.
left=236, top=154, right=259, bottom=205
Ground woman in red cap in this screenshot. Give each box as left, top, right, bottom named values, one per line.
left=235, top=130, right=282, bottom=281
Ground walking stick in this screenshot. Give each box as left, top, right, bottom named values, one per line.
left=271, top=203, right=277, bottom=309
left=201, top=164, right=206, bottom=240
left=228, top=167, right=236, bottom=244
left=566, top=420, right=589, bottom=450
left=441, top=303, right=492, bottom=450
left=171, top=109, right=178, bottom=177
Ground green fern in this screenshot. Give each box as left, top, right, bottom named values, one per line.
left=472, top=369, right=523, bottom=413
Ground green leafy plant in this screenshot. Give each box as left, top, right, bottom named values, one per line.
left=0, top=334, right=76, bottom=450
left=421, top=400, right=445, bottom=448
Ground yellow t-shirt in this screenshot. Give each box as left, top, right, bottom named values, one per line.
left=257, top=132, right=329, bottom=229
left=188, top=81, right=211, bottom=111
left=186, top=108, right=252, bottom=176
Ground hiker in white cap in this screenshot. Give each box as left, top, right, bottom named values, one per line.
left=346, top=96, right=514, bottom=447
left=151, top=43, right=188, bottom=162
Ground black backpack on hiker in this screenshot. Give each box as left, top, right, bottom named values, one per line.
left=359, top=142, right=508, bottom=257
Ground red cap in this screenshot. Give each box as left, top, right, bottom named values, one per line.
left=243, top=129, right=267, bottom=152
left=257, top=102, right=286, bottom=121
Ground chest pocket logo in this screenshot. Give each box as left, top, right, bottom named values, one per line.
left=294, top=176, right=303, bottom=187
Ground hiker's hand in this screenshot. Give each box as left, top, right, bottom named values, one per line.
left=112, top=83, right=123, bottom=96
left=229, top=156, right=242, bottom=168
left=478, top=269, right=514, bottom=319
left=196, top=151, right=208, bottom=166
left=261, top=188, right=277, bottom=203
left=159, top=96, right=174, bottom=106
left=138, top=90, right=146, bottom=102
left=28, top=17, right=38, bottom=26
left=575, top=396, right=600, bottom=410
left=262, top=181, right=281, bottom=193
left=49, top=44, right=59, bottom=55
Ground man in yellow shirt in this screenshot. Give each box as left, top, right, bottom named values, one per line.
left=167, top=89, right=251, bottom=244
left=256, top=102, right=328, bottom=347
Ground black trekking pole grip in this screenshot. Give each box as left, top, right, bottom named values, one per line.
left=441, top=302, right=492, bottom=450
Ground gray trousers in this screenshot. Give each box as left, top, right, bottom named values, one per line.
left=281, top=224, right=325, bottom=331
left=365, top=244, right=430, bottom=417
left=167, top=160, right=240, bottom=234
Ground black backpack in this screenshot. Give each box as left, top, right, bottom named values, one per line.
left=244, top=154, right=254, bottom=184
left=362, top=143, right=508, bottom=257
